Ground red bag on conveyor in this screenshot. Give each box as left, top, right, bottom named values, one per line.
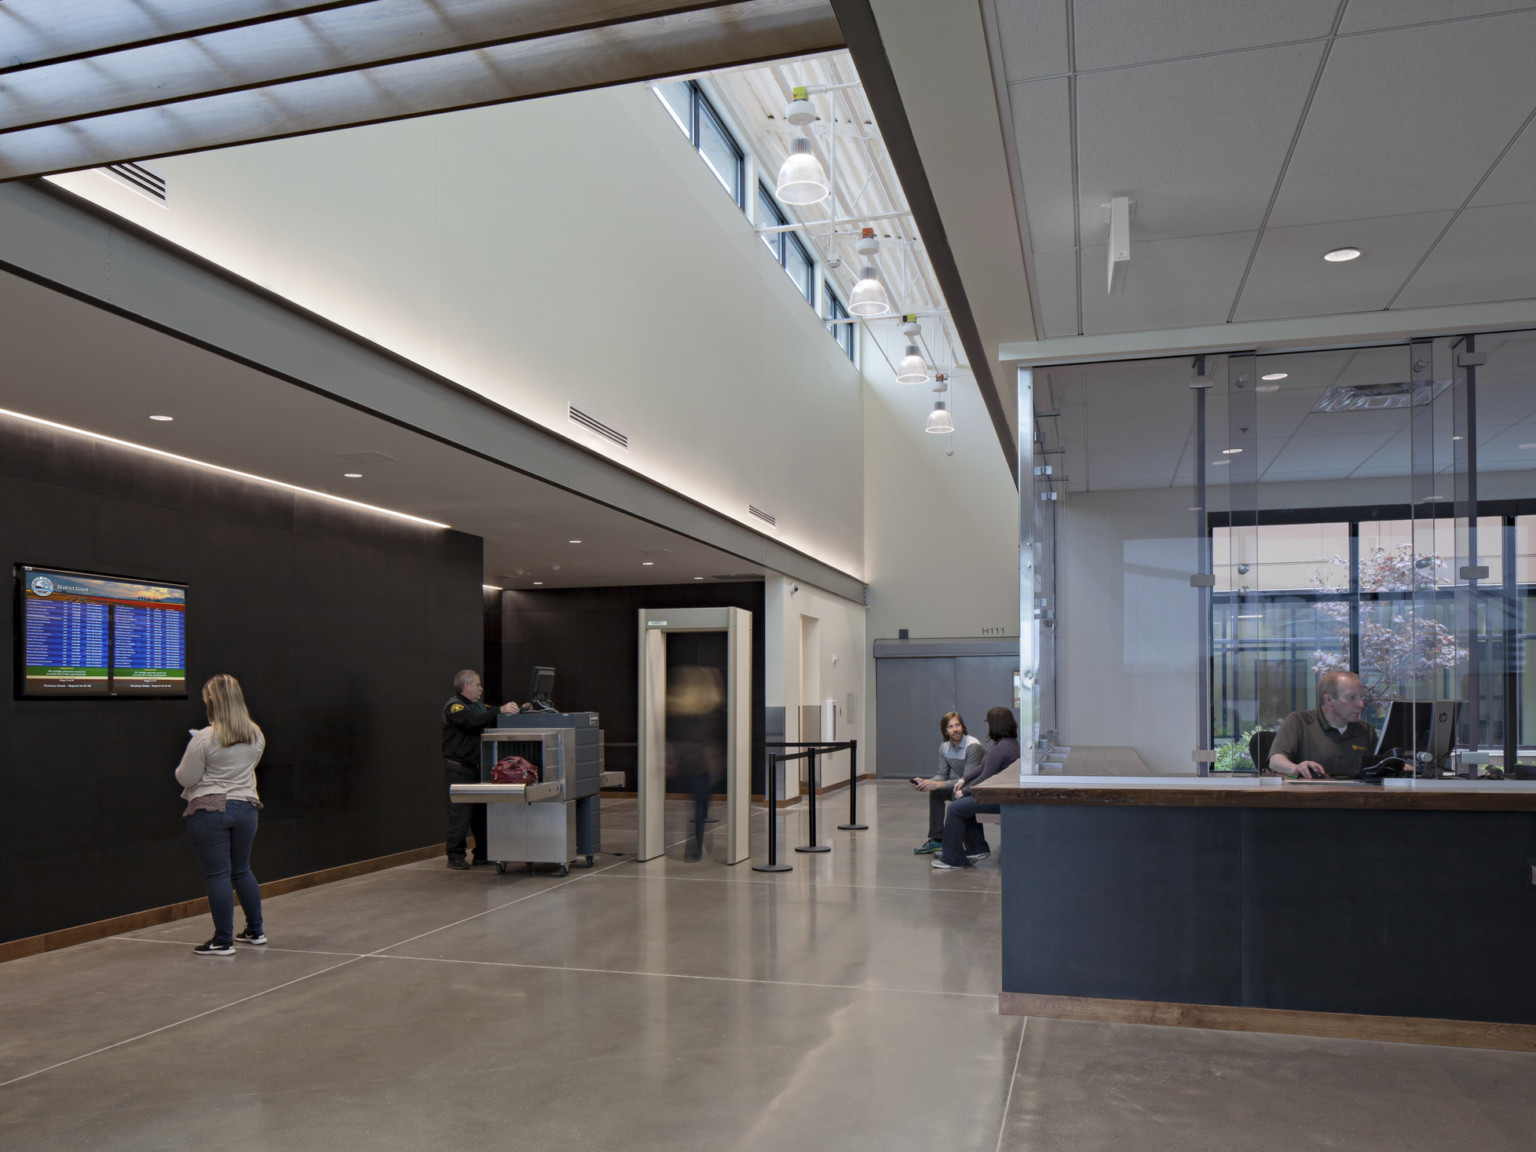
left=491, top=756, right=540, bottom=785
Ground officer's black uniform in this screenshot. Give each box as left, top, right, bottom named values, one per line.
left=441, top=693, right=501, bottom=866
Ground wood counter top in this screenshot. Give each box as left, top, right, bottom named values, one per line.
left=971, top=774, right=1536, bottom=812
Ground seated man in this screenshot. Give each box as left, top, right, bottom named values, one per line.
left=911, top=711, right=985, bottom=854
left=932, top=707, right=1020, bottom=870
left=1268, top=670, right=1377, bottom=779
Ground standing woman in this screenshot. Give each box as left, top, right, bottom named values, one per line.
left=176, top=674, right=266, bottom=956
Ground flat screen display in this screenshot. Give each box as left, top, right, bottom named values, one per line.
left=18, top=566, right=186, bottom=697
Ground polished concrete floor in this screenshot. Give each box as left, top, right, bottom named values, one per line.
left=1, top=782, right=1532, bottom=1150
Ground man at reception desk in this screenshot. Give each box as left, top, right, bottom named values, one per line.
left=1268, top=671, right=1376, bottom=779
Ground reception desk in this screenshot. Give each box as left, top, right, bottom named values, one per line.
left=971, top=774, right=1536, bottom=1051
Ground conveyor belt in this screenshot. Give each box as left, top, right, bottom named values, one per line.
left=449, top=781, right=562, bottom=803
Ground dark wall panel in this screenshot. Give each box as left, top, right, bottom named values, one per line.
left=0, top=419, right=482, bottom=943
left=500, top=583, right=766, bottom=791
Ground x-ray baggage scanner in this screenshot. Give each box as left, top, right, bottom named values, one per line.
left=637, top=607, right=752, bottom=864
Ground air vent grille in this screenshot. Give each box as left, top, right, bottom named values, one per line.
left=1312, top=381, right=1446, bottom=413
left=569, top=405, right=628, bottom=449
left=102, top=161, right=167, bottom=203
left=748, top=505, right=776, bottom=526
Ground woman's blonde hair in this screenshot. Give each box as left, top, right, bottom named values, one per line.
left=203, top=674, right=261, bottom=747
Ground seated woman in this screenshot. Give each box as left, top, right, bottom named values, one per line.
left=911, top=711, right=985, bottom=854
left=931, top=706, right=1020, bottom=870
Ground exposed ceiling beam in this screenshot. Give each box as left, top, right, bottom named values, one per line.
left=0, top=0, right=843, bottom=182
left=0, top=0, right=747, bottom=133
left=0, top=1, right=376, bottom=72
left=830, top=0, right=1018, bottom=483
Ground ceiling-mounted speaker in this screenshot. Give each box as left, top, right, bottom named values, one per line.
left=1106, top=195, right=1131, bottom=294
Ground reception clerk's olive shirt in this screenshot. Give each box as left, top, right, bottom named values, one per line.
left=1269, top=708, right=1378, bottom=777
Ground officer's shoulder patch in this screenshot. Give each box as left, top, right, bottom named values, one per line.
left=449, top=702, right=465, bottom=713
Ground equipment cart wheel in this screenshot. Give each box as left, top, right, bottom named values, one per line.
left=559, top=864, right=569, bottom=877
left=496, top=862, right=506, bottom=874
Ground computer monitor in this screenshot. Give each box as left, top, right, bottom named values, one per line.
left=1374, top=698, right=1462, bottom=773
left=1374, top=699, right=1432, bottom=758
left=526, top=666, right=556, bottom=711
left=1427, top=699, right=1462, bottom=770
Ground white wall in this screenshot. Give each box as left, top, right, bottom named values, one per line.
left=859, top=325, right=1022, bottom=774
left=763, top=575, right=866, bottom=793
left=49, top=84, right=864, bottom=578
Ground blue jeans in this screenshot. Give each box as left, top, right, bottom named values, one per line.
left=938, top=795, right=1000, bottom=866
left=186, top=801, right=263, bottom=945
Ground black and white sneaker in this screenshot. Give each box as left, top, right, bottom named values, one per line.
left=193, top=939, right=235, bottom=956
left=236, top=927, right=266, bottom=946
left=966, top=851, right=990, bottom=862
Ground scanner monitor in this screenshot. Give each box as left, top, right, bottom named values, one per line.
left=527, top=666, right=556, bottom=710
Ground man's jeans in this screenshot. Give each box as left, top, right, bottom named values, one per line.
left=186, top=801, right=263, bottom=945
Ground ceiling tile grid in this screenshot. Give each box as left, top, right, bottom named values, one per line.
left=986, top=2, right=1536, bottom=339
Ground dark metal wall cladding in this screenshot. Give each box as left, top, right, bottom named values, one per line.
left=497, top=583, right=766, bottom=793
left=0, top=419, right=483, bottom=944
left=1001, top=805, right=1536, bottom=1025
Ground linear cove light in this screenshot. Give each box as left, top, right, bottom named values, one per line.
left=0, top=406, right=449, bottom=529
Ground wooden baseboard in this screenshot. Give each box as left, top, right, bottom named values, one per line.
left=998, top=991, right=1536, bottom=1053
left=0, top=843, right=444, bottom=965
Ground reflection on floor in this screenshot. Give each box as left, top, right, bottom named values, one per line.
left=1, top=783, right=1531, bottom=1150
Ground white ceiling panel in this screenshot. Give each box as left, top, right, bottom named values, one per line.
left=1338, top=2, right=1536, bottom=34
left=1293, top=407, right=1419, bottom=438
left=1469, top=116, right=1536, bottom=208
left=1081, top=398, right=1197, bottom=448
left=1032, top=247, right=1081, bottom=337
left=1478, top=336, right=1536, bottom=378
left=1079, top=356, right=1193, bottom=404
left=1268, top=12, right=1536, bottom=227
left=1074, top=43, right=1322, bottom=243
left=991, top=0, right=1069, bottom=81
left=1070, top=0, right=1338, bottom=71
left=1473, top=377, right=1536, bottom=424
left=1080, top=231, right=1257, bottom=335
left=1008, top=77, right=1076, bottom=253
left=1084, top=444, right=1183, bottom=487
left=1394, top=202, right=1536, bottom=309
left=1233, top=210, right=1453, bottom=320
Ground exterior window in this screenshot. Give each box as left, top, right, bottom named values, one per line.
left=823, top=281, right=855, bottom=361
left=756, top=182, right=814, bottom=305
left=653, top=81, right=745, bottom=208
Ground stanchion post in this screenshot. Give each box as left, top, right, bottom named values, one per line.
left=796, top=748, right=831, bottom=853
left=753, top=751, right=791, bottom=872
left=838, top=738, right=866, bottom=830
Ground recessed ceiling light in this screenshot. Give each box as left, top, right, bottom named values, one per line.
left=1255, top=383, right=1280, bottom=393
left=1187, top=506, right=1202, bottom=512
left=1323, top=247, right=1362, bottom=262
left=1260, top=373, right=1288, bottom=381
left=149, top=414, right=174, bottom=421
left=1211, top=459, right=1231, bottom=467
left=1452, top=435, right=1463, bottom=441
left=342, top=472, right=363, bottom=478
left=1520, top=443, right=1536, bottom=450
left=533, top=580, right=543, bottom=585
left=1221, top=448, right=1243, bottom=454
left=642, top=561, right=654, bottom=566
left=568, top=539, right=582, bottom=544
left=693, top=576, right=704, bottom=581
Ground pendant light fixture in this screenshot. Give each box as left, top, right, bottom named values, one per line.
left=775, top=88, right=830, bottom=205
left=848, top=228, right=892, bottom=317
left=925, top=373, right=954, bottom=433
left=895, top=316, right=930, bottom=384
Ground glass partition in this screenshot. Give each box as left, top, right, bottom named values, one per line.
left=1027, top=328, right=1536, bottom=780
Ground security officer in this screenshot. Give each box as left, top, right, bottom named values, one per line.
left=442, top=669, right=520, bottom=869
left=1268, top=670, right=1377, bottom=779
